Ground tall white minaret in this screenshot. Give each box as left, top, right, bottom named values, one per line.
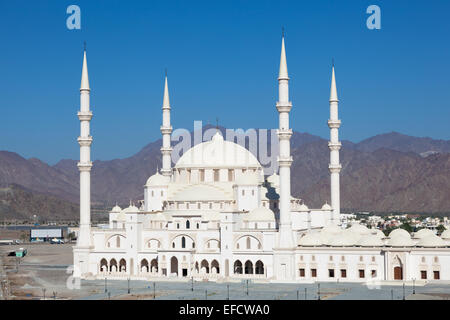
left=77, top=48, right=93, bottom=247
left=160, top=73, right=173, bottom=177
left=328, top=63, right=342, bottom=223
left=276, top=35, right=294, bottom=248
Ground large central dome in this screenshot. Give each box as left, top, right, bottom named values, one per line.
left=175, top=132, right=262, bottom=169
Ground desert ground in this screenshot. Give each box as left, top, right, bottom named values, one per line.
left=1, top=243, right=450, bottom=300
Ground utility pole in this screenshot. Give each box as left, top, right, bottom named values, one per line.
left=402, top=282, right=405, bottom=300
left=317, top=283, right=321, bottom=300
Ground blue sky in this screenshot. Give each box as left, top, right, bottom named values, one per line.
left=0, top=0, right=449, bottom=164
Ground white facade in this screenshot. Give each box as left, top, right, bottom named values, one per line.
left=73, top=38, right=450, bottom=284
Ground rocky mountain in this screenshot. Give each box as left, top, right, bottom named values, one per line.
left=0, top=129, right=449, bottom=220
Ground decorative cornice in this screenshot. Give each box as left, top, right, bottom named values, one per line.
left=328, top=119, right=341, bottom=129
left=276, top=102, right=292, bottom=113
left=278, top=156, right=293, bottom=167
left=160, top=126, right=173, bottom=135
left=277, top=129, right=293, bottom=140
left=77, top=161, right=93, bottom=171
left=328, top=141, right=342, bottom=151
left=78, top=111, right=93, bottom=121
left=78, top=136, right=93, bottom=147
left=328, top=164, right=342, bottom=173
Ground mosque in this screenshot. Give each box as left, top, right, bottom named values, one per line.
left=73, top=36, right=450, bottom=283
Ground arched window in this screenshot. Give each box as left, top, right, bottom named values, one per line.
left=341, top=256, right=345, bottom=262
left=197, top=223, right=200, bottom=229
left=246, top=237, right=251, bottom=249
left=116, top=236, right=120, bottom=248
left=329, top=256, right=333, bottom=261
left=186, top=220, right=190, bottom=229
left=177, top=223, right=180, bottom=229
left=181, top=236, right=186, bottom=249
left=359, top=256, right=364, bottom=262
left=421, top=256, right=426, bottom=263
left=172, top=242, right=175, bottom=248
left=434, top=256, right=439, bottom=263
left=214, top=169, right=219, bottom=182
left=192, top=242, right=195, bottom=248
left=237, top=243, right=240, bottom=249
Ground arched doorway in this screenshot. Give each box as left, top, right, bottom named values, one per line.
left=110, top=259, right=117, bottom=272
left=141, top=259, right=149, bottom=273
left=100, top=258, right=108, bottom=273
left=255, top=260, right=264, bottom=275
left=234, top=260, right=243, bottom=274
left=170, top=256, right=178, bottom=276
left=393, top=255, right=403, bottom=280
left=211, top=260, right=220, bottom=274
left=201, top=259, right=209, bottom=274
left=394, top=266, right=403, bottom=280
left=119, top=258, right=127, bottom=272
left=245, top=260, right=253, bottom=274
left=150, top=259, right=158, bottom=273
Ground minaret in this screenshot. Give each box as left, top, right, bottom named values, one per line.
left=73, top=47, right=93, bottom=278
left=328, top=63, right=342, bottom=223
left=160, top=73, right=173, bottom=177
left=77, top=48, right=93, bottom=247
left=276, top=35, right=295, bottom=248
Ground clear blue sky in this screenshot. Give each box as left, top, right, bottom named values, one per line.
left=1, top=0, right=449, bottom=164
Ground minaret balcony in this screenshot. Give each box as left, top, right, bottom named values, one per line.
left=77, top=161, right=93, bottom=171
left=328, top=141, right=342, bottom=151
left=328, top=164, right=342, bottom=173
left=328, top=119, right=341, bottom=129
left=160, top=146, right=173, bottom=154
left=78, top=111, right=93, bottom=121
left=276, top=102, right=292, bottom=113
left=78, top=136, right=93, bottom=147
left=277, top=156, right=293, bottom=167
left=276, top=129, right=293, bottom=140
left=160, top=126, right=173, bottom=134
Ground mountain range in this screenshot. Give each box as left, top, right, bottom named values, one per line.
left=0, top=129, right=449, bottom=220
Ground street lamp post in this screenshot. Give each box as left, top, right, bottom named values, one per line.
left=104, top=277, right=107, bottom=293
left=127, top=278, right=130, bottom=294
left=191, top=277, right=194, bottom=292
left=402, top=282, right=406, bottom=300
left=227, top=284, right=229, bottom=300
left=246, top=279, right=249, bottom=296
left=153, top=282, right=156, bottom=299
left=413, top=278, right=416, bottom=294
left=318, top=283, right=321, bottom=300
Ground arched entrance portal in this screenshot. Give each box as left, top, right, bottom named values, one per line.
left=171, top=256, right=178, bottom=276
left=394, top=266, right=403, bottom=280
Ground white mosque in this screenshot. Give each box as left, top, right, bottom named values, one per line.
left=73, top=37, right=450, bottom=283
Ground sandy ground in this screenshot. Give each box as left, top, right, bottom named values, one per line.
left=1, top=243, right=450, bottom=300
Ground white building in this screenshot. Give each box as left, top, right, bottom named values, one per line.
left=73, top=36, right=450, bottom=283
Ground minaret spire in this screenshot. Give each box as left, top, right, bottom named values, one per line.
left=73, top=46, right=94, bottom=278
left=160, top=73, right=173, bottom=177
left=328, top=63, right=342, bottom=224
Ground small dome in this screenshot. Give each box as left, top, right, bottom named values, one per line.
left=321, top=202, right=332, bottom=210
left=244, top=207, right=275, bottom=221
left=348, top=223, right=371, bottom=235
left=413, top=228, right=435, bottom=239
left=441, top=229, right=450, bottom=239
left=321, top=224, right=342, bottom=234
left=235, top=171, right=260, bottom=185
left=416, top=234, right=446, bottom=247
left=371, top=229, right=386, bottom=238
left=326, top=232, right=356, bottom=246
left=298, top=203, right=309, bottom=211
left=123, top=205, right=139, bottom=213
left=357, top=235, right=384, bottom=247
left=266, top=173, right=279, bottom=187
left=146, top=172, right=170, bottom=186
left=388, top=228, right=410, bottom=239
left=111, top=205, right=122, bottom=213
left=386, top=235, right=414, bottom=247
left=298, top=233, right=322, bottom=246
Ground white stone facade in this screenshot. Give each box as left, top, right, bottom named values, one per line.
left=73, top=37, right=450, bottom=284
